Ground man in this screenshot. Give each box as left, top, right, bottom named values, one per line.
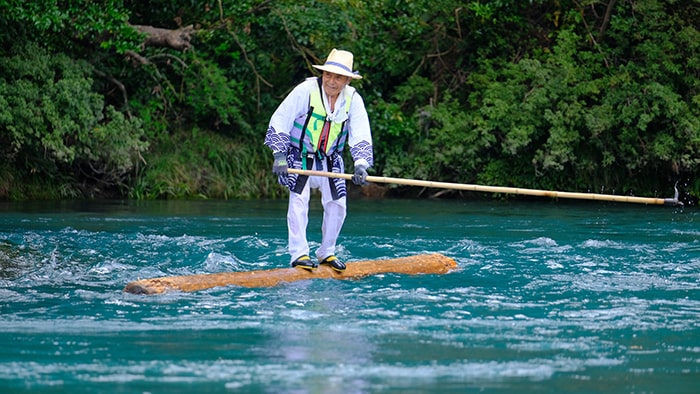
left=264, top=48, right=373, bottom=272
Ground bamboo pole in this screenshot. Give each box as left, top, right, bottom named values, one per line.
left=289, top=168, right=682, bottom=206
left=124, top=253, right=457, bottom=295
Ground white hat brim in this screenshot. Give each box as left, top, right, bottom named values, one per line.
left=312, top=64, right=363, bottom=79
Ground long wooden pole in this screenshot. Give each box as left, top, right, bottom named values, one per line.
left=124, top=253, right=457, bottom=295
left=289, top=168, right=681, bottom=206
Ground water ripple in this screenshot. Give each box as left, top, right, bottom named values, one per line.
left=0, top=200, right=698, bottom=393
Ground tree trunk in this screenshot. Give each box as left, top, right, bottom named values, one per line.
left=131, top=24, right=195, bottom=51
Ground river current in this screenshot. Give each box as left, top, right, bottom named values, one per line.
left=0, top=199, right=698, bottom=393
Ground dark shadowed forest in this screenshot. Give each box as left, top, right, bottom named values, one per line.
left=1, top=0, right=698, bottom=204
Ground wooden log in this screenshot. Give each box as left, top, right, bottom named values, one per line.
left=124, top=253, right=457, bottom=295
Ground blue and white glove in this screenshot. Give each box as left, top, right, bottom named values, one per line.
left=272, top=152, right=288, bottom=177
left=352, top=164, right=369, bottom=186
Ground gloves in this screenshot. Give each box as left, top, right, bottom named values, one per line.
left=352, top=164, right=369, bottom=186
left=272, top=152, right=288, bottom=176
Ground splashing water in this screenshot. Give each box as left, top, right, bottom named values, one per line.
left=0, top=199, right=698, bottom=393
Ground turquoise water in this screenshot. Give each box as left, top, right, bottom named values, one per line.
left=0, top=199, right=698, bottom=393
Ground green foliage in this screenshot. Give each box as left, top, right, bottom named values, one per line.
left=1, top=0, right=698, bottom=202
left=418, top=1, right=698, bottom=197
left=121, top=49, right=253, bottom=142
left=468, top=28, right=599, bottom=184
left=183, top=54, right=250, bottom=134
left=131, top=128, right=282, bottom=200
left=0, top=43, right=148, bottom=197
left=0, top=0, right=142, bottom=53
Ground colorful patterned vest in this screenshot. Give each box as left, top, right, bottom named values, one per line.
left=290, top=78, right=354, bottom=169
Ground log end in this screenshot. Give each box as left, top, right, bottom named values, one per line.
left=123, top=279, right=170, bottom=295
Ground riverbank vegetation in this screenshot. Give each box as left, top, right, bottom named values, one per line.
left=1, top=0, right=698, bottom=203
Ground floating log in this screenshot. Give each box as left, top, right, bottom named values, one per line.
left=124, top=253, right=457, bottom=295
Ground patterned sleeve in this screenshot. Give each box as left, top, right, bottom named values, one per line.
left=347, top=93, right=374, bottom=168
left=264, top=127, right=291, bottom=154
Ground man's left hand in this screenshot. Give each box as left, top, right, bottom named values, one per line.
left=352, top=165, right=369, bottom=186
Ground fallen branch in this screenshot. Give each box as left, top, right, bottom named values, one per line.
left=131, top=24, right=195, bottom=51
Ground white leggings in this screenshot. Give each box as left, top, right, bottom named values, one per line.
left=287, top=163, right=347, bottom=263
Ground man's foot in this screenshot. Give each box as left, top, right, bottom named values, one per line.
left=291, top=255, right=317, bottom=271
left=319, top=255, right=346, bottom=272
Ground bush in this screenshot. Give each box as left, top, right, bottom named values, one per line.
left=0, top=43, right=148, bottom=197
left=131, top=128, right=282, bottom=200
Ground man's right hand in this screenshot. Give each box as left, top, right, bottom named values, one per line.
left=272, top=152, right=288, bottom=176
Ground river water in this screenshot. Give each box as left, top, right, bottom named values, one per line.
left=0, top=198, right=698, bottom=393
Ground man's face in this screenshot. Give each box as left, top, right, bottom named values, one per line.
left=322, top=71, right=351, bottom=98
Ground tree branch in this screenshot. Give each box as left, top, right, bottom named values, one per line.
left=131, top=24, right=195, bottom=51
left=597, top=0, right=617, bottom=43
left=218, top=0, right=273, bottom=113
left=93, top=69, right=132, bottom=119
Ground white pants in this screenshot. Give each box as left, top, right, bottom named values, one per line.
left=287, top=162, right=347, bottom=263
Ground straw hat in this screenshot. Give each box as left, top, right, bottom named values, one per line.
left=312, top=48, right=362, bottom=79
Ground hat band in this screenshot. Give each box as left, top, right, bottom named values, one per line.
left=324, top=61, right=353, bottom=74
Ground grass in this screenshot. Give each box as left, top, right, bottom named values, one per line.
left=130, top=127, right=287, bottom=200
